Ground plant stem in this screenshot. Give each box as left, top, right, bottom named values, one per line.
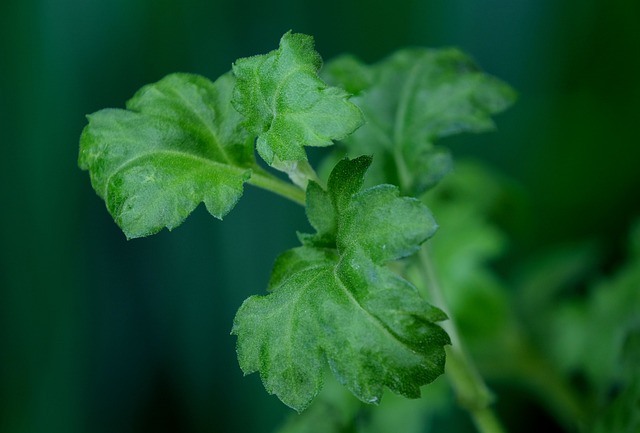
left=248, top=168, right=306, bottom=206
left=271, top=158, right=324, bottom=190
left=473, top=407, right=507, bottom=433
left=417, top=247, right=507, bottom=433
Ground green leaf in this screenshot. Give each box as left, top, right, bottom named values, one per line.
left=231, top=31, right=364, bottom=165
left=517, top=221, right=640, bottom=430
left=274, top=371, right=450, bottom=433
left=323, top=49, right=516, bottom=194
left=592, top=375, right=640, bottom=433
left=415, top=162, right=516, bottom=358
left=78, top=72, right=254, bottom=239
left=591, top=328, right=640, bottom=433
left=548, top=250, right=640, bottom=391
left=274, top=373, right=361, bottom=433
left=232, top=156, right=449, bottom=412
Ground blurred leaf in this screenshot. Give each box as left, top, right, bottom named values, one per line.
left=232, top=31, right=364, bottom=165
left=79, top=72, right=254, bottom=239
left=274, top=373, right=361, bottom=433
left=323, top=49, right=515, bottom=194
left=360, top=378, right=450, bottom=433
left=544, top=237, right=640, bottom=390
left=580, top=258, right=640, bottom=389
left=420, top=162, right=512, bottom=340
left=525, top=220, right=640, bottom=429
left=232, top=157, right=449, bottom=412
left=274, top=373, right=451, bottom=433
left=591, top=329, right=640, bottom=433
left=514, top=237, right=600, bottom=314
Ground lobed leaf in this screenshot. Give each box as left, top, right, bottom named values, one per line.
left=231, top=31, right=364, bottom=165
left=79, top=73, right=254, bottom=239
left=232, top=156, right=449, bottom=412
left=323, top=49, right=516, bottom=194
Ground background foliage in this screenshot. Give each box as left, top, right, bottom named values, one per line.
left=1, top=0, right=638, bottom=432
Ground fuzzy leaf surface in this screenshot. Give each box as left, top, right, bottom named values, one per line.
left=323, top=49, right=516, bottom=194
left=231, top=31, right=364, bottom=165
left=79, top=73, right=254, bottom=239
left=232, top=156, right=449, bottom=412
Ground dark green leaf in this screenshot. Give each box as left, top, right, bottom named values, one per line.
left=592, top=375, right=640, bottom=433
left=78, top=73, right=254, bottom=239
left=233, top=157, right=448, bottom=412
left=232, top=31, right=364, bottom=165
left=323, top=49, right=516, bottom=194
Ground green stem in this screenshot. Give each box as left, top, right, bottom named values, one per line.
left=417, top=247, right=507, bottom=433
left=473, top=407, right=507, bottom=433
left=392, top=61, right=422, bottom=194
left=393, top=146, right=412, bottom=194
left=248, top=167, right=306, bottom=206
left=271, top=158, right=324, bottom=190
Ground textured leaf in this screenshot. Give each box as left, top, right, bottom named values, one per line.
left=323, top=49, right=516, bottom=194
left=231, top=31, right=364, bottom=165
left=233, top=156, right=449, bottom=412
left=79, top=73, right=254, bottom=239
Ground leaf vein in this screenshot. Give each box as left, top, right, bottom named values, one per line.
left=104, top=149, right=249, bottom=211
left=332, top=258, right=420, bottom=356
left=166, top=85, right=235, bottom=166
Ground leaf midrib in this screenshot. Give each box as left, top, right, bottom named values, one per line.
left=151, top=84, right=236, bottom=166
left=332, top=254, right=425, bottom=357
left=393, top=60, right=424, bottom=149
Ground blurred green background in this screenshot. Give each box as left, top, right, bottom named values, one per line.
left=1, top=0, right=638, bottom=432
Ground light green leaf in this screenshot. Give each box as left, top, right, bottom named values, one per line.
left=274, top=373, right=452, bottom=433
left=323, top=49, right=516, bottom=194
left=231, top=31, right=364, bottom=165
left=233, top=156, right=449, bottom=412
left=549, top=249, right=640, bottom=391
left=78, top=73, right=254, bottom=239
left=419, top=162, right=513, bottom=343
left=274, top=373, right=361, bottom=433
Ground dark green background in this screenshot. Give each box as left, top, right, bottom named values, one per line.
left=1, top=0, right=638, bottom=432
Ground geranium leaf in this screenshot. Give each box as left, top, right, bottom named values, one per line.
left=79, top=72, right=254, bottom=239
left=324, top=49, right=516, bottom=194
left=231, top=31, right=364, bottom=165
left=232, top=156, right=449, bottom=411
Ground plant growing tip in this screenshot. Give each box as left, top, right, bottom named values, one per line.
left=231, top=31, right=364, bottom=166
left=79, top=31, right=537, bottom=433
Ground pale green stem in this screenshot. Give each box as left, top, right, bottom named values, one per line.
left=248, top=168, right=306, bottom=206
left=271, top=158, right=324, bottom=190
left=473, top=407, right=507, bottom=433
left=393, top=146, right=413, bottom=194
left=417, top=247, right=507, bottom=433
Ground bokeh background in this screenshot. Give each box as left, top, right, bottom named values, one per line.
left=1, top=0, right=638, bottom=432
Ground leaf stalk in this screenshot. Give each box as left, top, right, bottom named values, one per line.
left=248, top=167, right=307, bottom=206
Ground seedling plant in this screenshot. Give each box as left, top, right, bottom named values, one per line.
left=79, top=32, right=640, bottom=433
